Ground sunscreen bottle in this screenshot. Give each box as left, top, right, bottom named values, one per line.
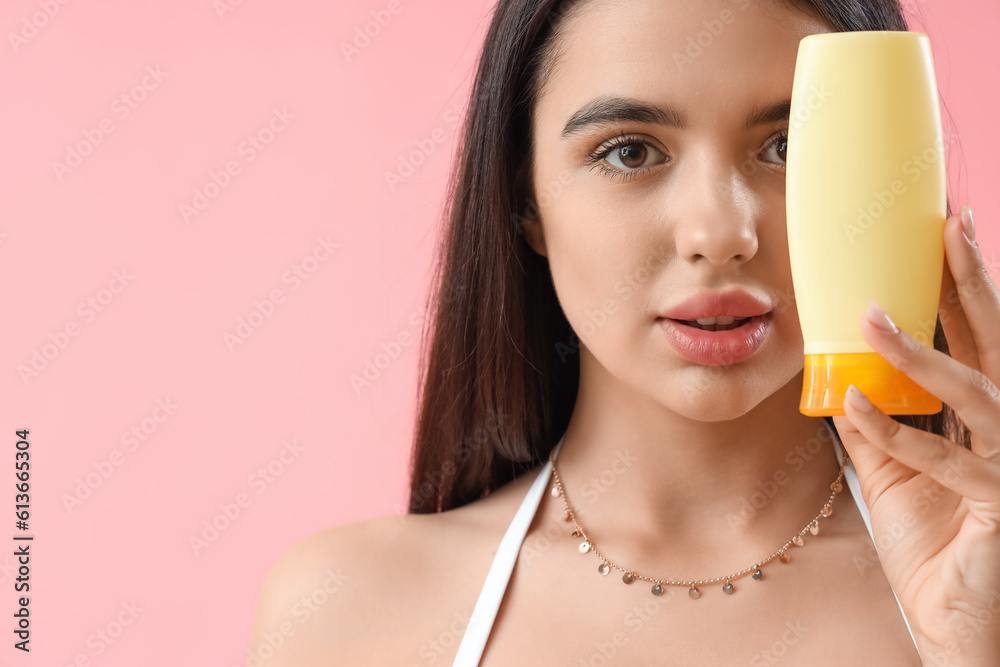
left=786, top=31, right=946, bottom=416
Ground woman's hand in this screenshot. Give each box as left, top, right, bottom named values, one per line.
left=831, top=206, right=1000, bottom=667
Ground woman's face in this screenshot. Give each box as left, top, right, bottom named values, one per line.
left=523, top=0, right=835, bottom=420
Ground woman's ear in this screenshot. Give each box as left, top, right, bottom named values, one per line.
left=520, top=211, right=548, bottom=258
left=514, top=160, right=548, bottom=258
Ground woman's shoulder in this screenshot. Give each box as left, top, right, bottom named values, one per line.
left=246, top=462, right=546, bottom=665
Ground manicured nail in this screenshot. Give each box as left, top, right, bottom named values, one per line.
left=961, top=206, right=977, bottom=247
left=845, top=384, right=875, bottom=413
left=865, top=302, right=899, bottom=334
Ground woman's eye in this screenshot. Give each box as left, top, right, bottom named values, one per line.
left=605, top=141, right=661, bottom=171
left=587, top=136, right=667, bottom=181
left=759, top=130, right=788, bottom=166
left=605, top=142, right=664, bottom=171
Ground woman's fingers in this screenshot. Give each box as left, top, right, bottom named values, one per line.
left=937, top=227, right=980, bottom=373
left=843, top=384, right=1000, bottom=504
left=945, top=207, right=1000, bottom=383
left=830, top=411, right=909, bottom=505
left=860, top=300, right=1000, bottom=461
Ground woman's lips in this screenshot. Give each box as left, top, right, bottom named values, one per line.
left=657, top=313, right=772, bottom=366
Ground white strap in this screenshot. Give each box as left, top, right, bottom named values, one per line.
left=828, top=420, right=920, bottom=654
left=453, top=427, right=920, bottom=663
left=452, top=437, right=564, bottom=666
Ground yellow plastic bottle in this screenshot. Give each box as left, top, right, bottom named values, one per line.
left=786, top=31, right=946, bottom=416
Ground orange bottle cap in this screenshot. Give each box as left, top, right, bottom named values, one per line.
left=800, top=353, right=942, bottom=416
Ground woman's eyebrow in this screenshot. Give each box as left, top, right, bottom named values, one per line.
left=560, top=95, right=791, bottom=139
left=561, top=95, right=684, bottom=138
left=744, top=100, right=791, bottom=130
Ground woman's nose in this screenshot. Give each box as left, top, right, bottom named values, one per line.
left=671, top=157, right=760, bottom=267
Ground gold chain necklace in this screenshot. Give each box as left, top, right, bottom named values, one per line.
left=547, top=448, right=849, bottom=599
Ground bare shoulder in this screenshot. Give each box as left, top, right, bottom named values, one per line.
left=246, top=465, right=543, bottom=666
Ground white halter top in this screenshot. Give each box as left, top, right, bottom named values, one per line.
left=451, top=423, right=919, bottom=665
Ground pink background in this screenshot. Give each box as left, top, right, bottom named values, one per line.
left=0, top=0, right=996, bottom=664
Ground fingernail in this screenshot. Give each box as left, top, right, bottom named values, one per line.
left=845, top=384, right=875, bottom=413
left=865, top=302, right=899, bottom=334
left=961, top=206, right=977, bottom=247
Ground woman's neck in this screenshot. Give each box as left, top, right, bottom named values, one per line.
left=550, top=351, right=844, bottom=574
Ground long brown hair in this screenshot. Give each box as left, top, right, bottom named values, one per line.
left=407, top=0, right=970, bottom=514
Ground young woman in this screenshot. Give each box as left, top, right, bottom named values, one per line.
left=248, top=0, right=1000, bottom=664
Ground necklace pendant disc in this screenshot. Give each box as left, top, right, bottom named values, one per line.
left=820, top=504, right=833, bottom=518
left=688, top=586, right=701, bottom=599
left=579, top=541, right=591, bottom=553
left=622, top=572, right=634, bottom=584
left=792, top=535, right=805, bottom=547
left=722, top=581, right=734, bottom=595
left=598, top=562, right=610, bottom=575
left=779, top=551, right=791, bottom=563
left=651, top=584, right=664, bottom=596
left=808, top=521, right=820, bottom=536
left=551, top=486, right=560, bottom=498
left=752, top=568, right=763, bottom=580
